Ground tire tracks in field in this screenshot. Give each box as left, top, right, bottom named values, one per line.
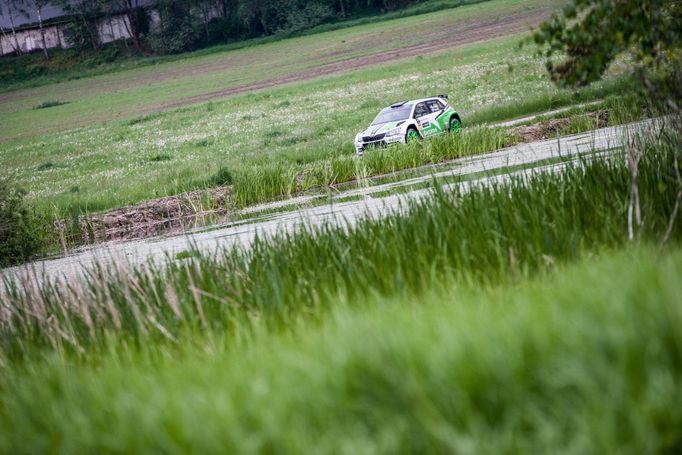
left=157, top=9, right=551, bottom=111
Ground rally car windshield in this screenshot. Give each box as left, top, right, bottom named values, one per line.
left=371, top=104, right=413, bottom=125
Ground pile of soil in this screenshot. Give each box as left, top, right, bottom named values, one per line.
left=514, top=110, right=609, bottom=142
left=79, top=187, right=231, bottom=243
left=515, top=118, right=572, bottom=142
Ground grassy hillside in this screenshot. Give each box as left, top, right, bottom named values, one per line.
left=0, top=0, right=561, bottom=139
left=0, top=0, right=500, bottom=94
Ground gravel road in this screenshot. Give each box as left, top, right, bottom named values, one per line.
left=2, top=119, right=655, bottom=286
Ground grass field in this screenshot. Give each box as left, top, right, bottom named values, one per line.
left=0, top=0, right=561, bottom=138
left=1, top=0, right=639, bottom=225
left=0, top=0, right=501, bottom=94
left=1, top=133, right=681, bottom=451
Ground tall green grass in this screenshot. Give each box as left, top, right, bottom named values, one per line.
left=1, top=128, right=681, bottom=451
left=3, top=134, right=680, bottom=359
left=0, top=247, right=680, bottom=453
left=230, top=127, right=513, bottom=206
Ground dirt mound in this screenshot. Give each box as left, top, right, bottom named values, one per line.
left=514, top=111, right=609, bottom=142
left=515, top=118, right=572, bottom=142
left=79, top=187, right=231, bottom=243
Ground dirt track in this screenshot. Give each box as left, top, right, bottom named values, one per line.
left=159, top=9, right=551, bottom=110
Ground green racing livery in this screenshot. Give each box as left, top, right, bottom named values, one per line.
left=355, top=95, right=461, bottom=156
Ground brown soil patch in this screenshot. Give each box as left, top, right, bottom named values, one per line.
left=79, top=187, right=231, bottom=243
left=514, top=111, right=610, bottom=142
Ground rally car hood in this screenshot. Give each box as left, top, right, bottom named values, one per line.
left=361, top=121, right=404, bottom=137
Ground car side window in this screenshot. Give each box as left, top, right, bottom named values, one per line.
left=414, top=102, right=429, bottom=118
left=427, top=100, right=443, bottom=113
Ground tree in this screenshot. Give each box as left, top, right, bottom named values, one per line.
left=150, top=0, right=200, bottom=54
left=113, top=0, right=148, bottom=52
left=533, top=0, right=681, bottom=112
left=273, top=0, right=334, bottom=35
left=27, top=0, right=50, bottom=59
left=194, top=0, right=216, bottom=44
left=1, top=0, right=55, bottom=59
left=238, top=0, right=274, bottom=35
left=58, top=0, right=104, bottom=51
left=0, top=0, right=25, bottom=55
left=533, top=0, right=682, bottom=243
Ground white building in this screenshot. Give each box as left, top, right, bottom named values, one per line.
left=0, top=1, right=155, bottom=56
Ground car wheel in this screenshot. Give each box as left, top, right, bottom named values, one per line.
left=406, top=128, right=420, bottom=143
left=449, top=117, right=462, bottom=133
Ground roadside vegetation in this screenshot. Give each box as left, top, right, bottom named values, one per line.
left=3, top=139, right=680, bottom=352
left=1, top=128, right=681, bottom=450
left=0, top=178, right=46, bottom=267
left=1, top=249, right=680, bottom=452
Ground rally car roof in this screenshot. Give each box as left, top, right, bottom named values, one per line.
left=390, top=95, right=448, bottom=108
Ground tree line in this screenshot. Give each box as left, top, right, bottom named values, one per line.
left=0, top=0, right=434, bottom=57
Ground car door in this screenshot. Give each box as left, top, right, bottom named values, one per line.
left=427, top=99, right=449, bottom=133
left=413, top=100, right=440, bottom=137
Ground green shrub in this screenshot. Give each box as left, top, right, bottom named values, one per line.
left=148, top=153, right=172, bottom=162
left=211, top=166, right=234, bottom=186
left=0, top=179, right=45, bottom=267
left=33, top=100, right=69, bottom=110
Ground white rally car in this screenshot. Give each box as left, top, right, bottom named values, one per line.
left=354, top=95, right=461, bottom=156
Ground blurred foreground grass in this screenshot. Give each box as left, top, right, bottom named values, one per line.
left=1, top=246, right=680, bottom=453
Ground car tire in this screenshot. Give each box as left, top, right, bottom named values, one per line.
left=405, top=127, right=420, bottom=143
left=449, top=117, right=462, bottom=133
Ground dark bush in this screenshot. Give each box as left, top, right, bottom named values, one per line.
left=33, top=100, right=70, bottom=110
left=0, top=179, right=45, bottom=268
left=211, top=167, right=233, bottom=186
left=148, top=0, right=202, bottom=54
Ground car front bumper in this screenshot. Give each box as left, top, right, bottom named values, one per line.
left=355, top=135, right=403, bottom=156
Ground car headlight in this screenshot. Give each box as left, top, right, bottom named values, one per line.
left=385, top=127, right=401, bottom=137
left=355, top=133, right=363, bottom=143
